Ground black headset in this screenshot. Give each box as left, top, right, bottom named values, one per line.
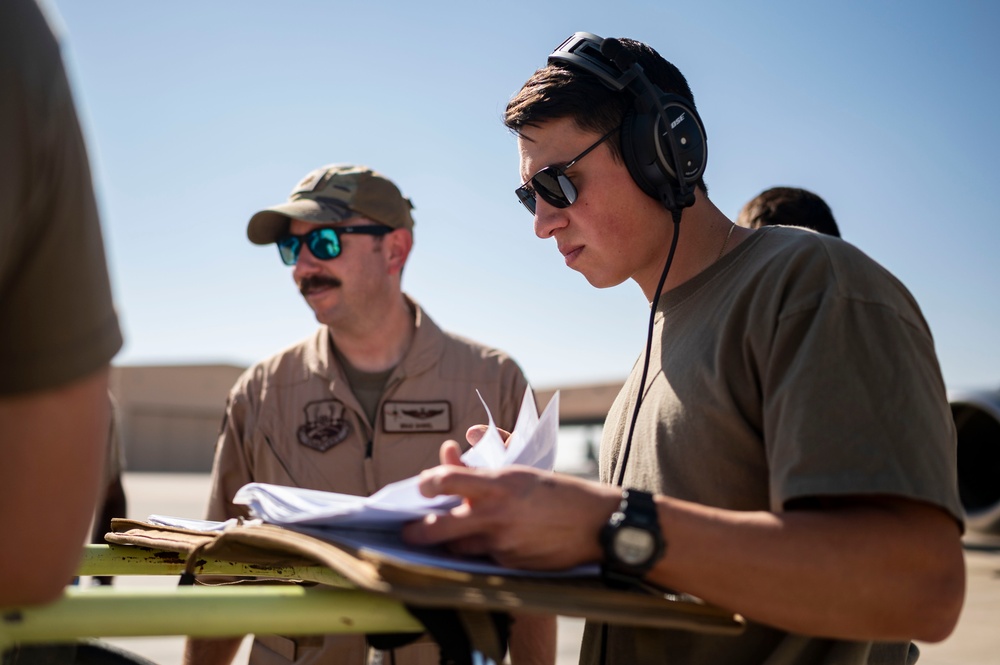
left=549, top=33, right=710, bottom=488
left=548, top=32, right=708, bottom=214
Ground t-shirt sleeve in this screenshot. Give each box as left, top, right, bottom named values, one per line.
left=0, top=0, right=122, bottom=394
left=762, top=248, right=963, bottom=524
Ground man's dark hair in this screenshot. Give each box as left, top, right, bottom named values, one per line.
left=737, top=187, right=841, bottom=238
left=504, top=37, right=707, bottom=194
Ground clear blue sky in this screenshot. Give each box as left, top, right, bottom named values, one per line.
left=47, top=0, right=1000, bottom=392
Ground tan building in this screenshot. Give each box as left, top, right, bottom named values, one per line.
left=109, top=365, right=245, bottom=472
left=534, top=382, right=618, bottom=426
left=109, top=364, right=623, bottom=473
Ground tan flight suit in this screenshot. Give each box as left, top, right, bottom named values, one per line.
left=206, top=296, right=529, bottom=665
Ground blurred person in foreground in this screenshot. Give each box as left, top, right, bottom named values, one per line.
left=737, top=186, right=841, bottom=237
left=0, top=0, right=122, bottom=610
left=185, top=164, right=554, bottom=665
left=403, top=32, right=965, bottom=665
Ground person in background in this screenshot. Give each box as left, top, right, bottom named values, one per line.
left=185, top=164, right=554, bottom=665
left=403, top=32, right=964, bottom=665
left=89, top=393, right=128, bottom=586
left=736, top=186, right=841, bottom=237
left=0, top=0, right=123, bottom=610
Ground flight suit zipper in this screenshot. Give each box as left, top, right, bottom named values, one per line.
left=363, top=437, right=376, bottom=495
left=362, top=374, right=404, bottom=495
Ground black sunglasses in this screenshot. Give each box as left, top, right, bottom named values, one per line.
left=514, top=126, right=618, bottom=215
left=276, top=225, right=393, bottom=266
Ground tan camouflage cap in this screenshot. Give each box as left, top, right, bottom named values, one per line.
left=247, top=164, right=415, bottom=245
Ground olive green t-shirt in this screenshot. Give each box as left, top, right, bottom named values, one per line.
left=588, top=227, right=961, bottom=665
left=332, top=343, right=396, bottom=427
left=0, top=0, right=122, bottom=395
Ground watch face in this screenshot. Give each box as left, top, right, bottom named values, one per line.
left=614, top=526, right=655, bottom=566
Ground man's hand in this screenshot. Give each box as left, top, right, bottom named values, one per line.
left=402, top=463, right=620, bottom=571
left=438, top=423, right=512, bottom=466
left=465, top=424, right=510, bottom=446
left=405, top=443, right=966, bottom=643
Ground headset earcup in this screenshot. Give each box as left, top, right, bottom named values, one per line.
left=655, top=96, right=707, bottom=187
left=619, top=111, right=661, bottom=201
left=620, top=96, right=707, bottom=206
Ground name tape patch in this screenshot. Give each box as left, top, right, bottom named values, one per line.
left=382, top=401, right=452, bottom=433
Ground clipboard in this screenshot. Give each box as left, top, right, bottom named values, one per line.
left=106, top=518, right=745, bottom=635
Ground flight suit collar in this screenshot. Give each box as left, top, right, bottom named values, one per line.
left=303, top=294, right=447, bottom=387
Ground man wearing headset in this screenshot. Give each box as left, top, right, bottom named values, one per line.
left=185, top=165, right=554, bottom=665
left=403, top=34, right=965, bottom=665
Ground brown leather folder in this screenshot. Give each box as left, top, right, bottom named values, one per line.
left=107, top=518, right=744, bottom=636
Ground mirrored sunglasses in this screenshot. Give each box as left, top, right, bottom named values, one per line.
left=514, top=126, right=618, bottom=215
left=276, top=225, right=393, bottom=266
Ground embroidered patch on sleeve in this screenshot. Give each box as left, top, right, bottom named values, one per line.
left=297, top=399, right=351, bottom=452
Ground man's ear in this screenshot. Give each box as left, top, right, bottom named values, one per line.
left=384, top=229, right=413, bottom=275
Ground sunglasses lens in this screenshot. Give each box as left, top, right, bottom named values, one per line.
left=277, top=236, right=300, bottom=266
left=307, top=228, right=341, bottom=261
left=515, top=167, right=577, bottom=216
left=515, top=186, right=537, bottom=214
left=532, top=168, right=576, bottom=210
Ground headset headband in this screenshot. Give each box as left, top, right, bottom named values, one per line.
left=548, top=32, right=638, bottom=92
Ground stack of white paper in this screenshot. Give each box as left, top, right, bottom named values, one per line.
left=232, top=387, right=558, bottom=530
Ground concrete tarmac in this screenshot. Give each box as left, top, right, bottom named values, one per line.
left=87, top=473, right=998, bottom=665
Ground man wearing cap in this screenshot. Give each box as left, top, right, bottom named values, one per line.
left=184, top=164, right=554, bottom=665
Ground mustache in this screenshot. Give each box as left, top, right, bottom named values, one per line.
left=299, top=275, right=342, bottom=295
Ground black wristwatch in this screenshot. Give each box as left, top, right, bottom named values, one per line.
left=599, top=489, right=666, bottom=587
